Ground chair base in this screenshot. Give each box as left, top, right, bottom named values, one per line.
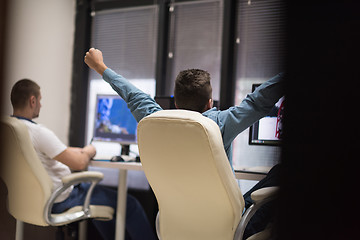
left=15, top=220, right=24, bottom=240
left=15, top=220, right=87, bottom=240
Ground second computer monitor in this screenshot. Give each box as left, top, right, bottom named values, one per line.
left=248, top=84, right=284, bottom=146
left=154, top=96, right=219, bottom=110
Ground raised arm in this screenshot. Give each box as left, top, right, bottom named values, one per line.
left=84, top=48, right=162, bottom=122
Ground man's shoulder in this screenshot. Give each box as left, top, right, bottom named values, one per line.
left=20, top=119, right=45, bottom=130
left=20, top=119, right=56, bottom=138
left=203, top=107, right=231, bottom=119
left=202, top=108, right=224, bottom=126
left=18, top=118, right=38, bottom=129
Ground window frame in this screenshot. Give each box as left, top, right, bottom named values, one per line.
left=69, top=0, right=238, bottom=146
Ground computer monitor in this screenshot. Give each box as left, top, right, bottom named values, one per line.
left=249, top=84, right=284, bottom=146
left=93, top=94, right=138, bottom=153
left=154, top=96, right=176, bottom=109
left=154, top=96, right=219, bottom=110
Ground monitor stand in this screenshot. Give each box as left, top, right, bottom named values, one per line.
left=111, top=144, right=138, bottom=162
left=121, top=144, right=130, bottom=156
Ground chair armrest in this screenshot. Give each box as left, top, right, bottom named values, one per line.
left=234, top=186, right=279, bottom=240
left=61, top=171, right=104, bottom=185
left=155, top=211, right=161, bottom=239
left=250, top=186, right=279, bottom=204
left=44, top=171, right=104, bottom=226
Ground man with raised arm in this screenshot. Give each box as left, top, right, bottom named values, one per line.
left=84, top=47, right=284, bottom=238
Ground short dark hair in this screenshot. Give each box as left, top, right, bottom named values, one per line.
left=174, top=69, right=212, bottom=113
left=11, top=79, right=40, bottom=109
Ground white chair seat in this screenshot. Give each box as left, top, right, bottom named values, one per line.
left=51, top=205, right=114, bottom=221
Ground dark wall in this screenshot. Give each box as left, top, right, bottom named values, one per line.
left=278, top=1, right=360, bottom=239
left=0, top=0, right=13, bottom=239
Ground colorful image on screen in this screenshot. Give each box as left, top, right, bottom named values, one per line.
left=93, top=94, right=138, bottom=144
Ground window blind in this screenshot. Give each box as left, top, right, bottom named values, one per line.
left=85, top=5, right=159, bottom=144
left=232, top=0, right=286, bottom=184
left=90, top=5, right=159, bottom=80
left=166, top=0, right=223, bottom=100
left=236, top=0, right=286, bottom=79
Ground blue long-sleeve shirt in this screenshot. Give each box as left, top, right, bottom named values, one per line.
left=103, top=68, right=285, bottom=166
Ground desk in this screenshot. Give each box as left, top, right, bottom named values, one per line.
left=90, top=161, right=141, bottom=240
left=90, top=161, right=271, bottom=240
left=234, top=166, right=271, bottom=181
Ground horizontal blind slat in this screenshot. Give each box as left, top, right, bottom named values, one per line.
left=90, top=6, right=158, bottom=79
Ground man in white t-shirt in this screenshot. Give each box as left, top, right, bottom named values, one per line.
left=10, top=79, right=157, bottom=240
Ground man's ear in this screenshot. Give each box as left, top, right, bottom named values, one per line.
left=206, top=99, right=213, bottom=110
left=29, top=95, right=36, bottom=108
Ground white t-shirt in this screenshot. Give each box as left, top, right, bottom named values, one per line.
left=20, top=119, right=72, bottom=202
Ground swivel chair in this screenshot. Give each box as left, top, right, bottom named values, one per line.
left=0, top=117, right=114, bottom=240
left=137, top=110, right=278, bottom=240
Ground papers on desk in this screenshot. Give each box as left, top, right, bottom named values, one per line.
left=92, top=141, right=139, bottom=161
left=92, top=141, right=121, bottom=160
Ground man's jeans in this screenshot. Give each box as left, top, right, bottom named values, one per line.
left=52, top=183, right=157, bottom=240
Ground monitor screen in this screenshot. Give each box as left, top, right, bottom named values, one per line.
left=93, top=94, right=138, bottom=145
left=249, top=84, right=284, bottom=146
left=154, top=96, right=176, bottom=109
left=154, top=96, right=219, bottom=110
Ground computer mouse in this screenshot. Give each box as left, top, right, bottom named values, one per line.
left=110, top=155, right=125, bottom=162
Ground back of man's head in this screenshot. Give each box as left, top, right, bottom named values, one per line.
left=11, top=79, right=40, bottom=110
left=174, top=69, right=212, bottom=113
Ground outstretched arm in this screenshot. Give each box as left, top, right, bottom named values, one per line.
left=84, top=48, right=162, bottom=122
left=206, top=73, right=285, bottom=149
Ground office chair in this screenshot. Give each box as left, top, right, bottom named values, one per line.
left=137, top=110, right=278, bottom=240
left=0, top=117, right=114, bottom=240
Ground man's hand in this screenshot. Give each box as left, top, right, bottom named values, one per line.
left=84, top=48, right=108, bottom=75
left=82, top=144, right=97, bottom=159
